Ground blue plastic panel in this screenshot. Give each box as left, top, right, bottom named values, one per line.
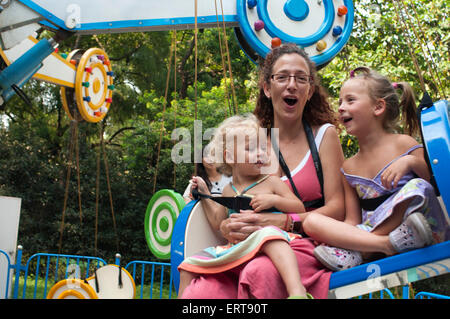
left=421, top=100, right=450, bottom=216
left=329, top=240, right=450, bottom=289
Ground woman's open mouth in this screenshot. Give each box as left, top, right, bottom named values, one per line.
left=284, top=97, right=298, bottom=107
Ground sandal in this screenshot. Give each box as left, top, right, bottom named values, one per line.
left=389, top=212, right=433, bottom=253
left=314, top=245, right=362, bottom=272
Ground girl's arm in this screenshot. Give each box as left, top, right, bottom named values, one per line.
left=191, top=176, right=228, bottom=231
left=250, top=176, right=305, bottom=214
left=405, top=147, right=430, bottom=180
left=380, top=137, right=430, bottom=189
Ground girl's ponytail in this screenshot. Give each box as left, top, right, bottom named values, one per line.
left=349, top=67, right=419, bottom=137
left=395, top=82, right=419, bottom=137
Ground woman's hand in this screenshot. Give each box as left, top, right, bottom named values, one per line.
left=220, top=211, right=263, bottom=244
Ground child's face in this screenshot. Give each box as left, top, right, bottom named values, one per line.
left=338, top=78, right=378, bottom=135
left=226, top=131, right=269, bottom=175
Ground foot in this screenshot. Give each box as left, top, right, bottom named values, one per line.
left=388, top=212, right=433, bottom=253
left=314, top=245, right=363, bottom=272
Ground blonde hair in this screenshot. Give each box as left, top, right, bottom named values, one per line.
left=208, top=113, right=262, bottom=176
left=349, top=67, right=419, bottom=136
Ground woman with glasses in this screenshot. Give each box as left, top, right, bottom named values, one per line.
left=181, top=43, right=345, bottom=299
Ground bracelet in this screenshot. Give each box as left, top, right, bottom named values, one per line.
left=284, top=214, right=294, bottom=232
left=283, top=214, right=291, bottom=231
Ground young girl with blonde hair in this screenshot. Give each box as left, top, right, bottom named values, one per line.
left=178, top=113, right=313, bottom=298
left=302, top=67, right=449, bottom=271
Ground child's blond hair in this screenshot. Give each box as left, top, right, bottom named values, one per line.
left=208, top=113, right=262, bottom=176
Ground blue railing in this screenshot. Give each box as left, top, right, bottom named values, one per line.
left=1, top=246, right=175, bottom=299
left=20, top=252, right=108, bottom=299
left=415, top=291, right=450, bottom=299
left=124, top=260, right=174, bottom=299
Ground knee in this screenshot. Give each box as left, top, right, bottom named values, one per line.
left=302, top=213, right=323, bottom=238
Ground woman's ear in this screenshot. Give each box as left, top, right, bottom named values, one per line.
left=307, top=83, right=315, bottom=100
left=263, top=82, right=271, bottom=99
left=373, top=98, right=387, bottom=116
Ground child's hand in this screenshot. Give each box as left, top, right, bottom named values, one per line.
left=250, top=194, right=278, bottom=213
left=191, top=176, right=210, bottom=194
left=380, top=155, right=414, bottom=189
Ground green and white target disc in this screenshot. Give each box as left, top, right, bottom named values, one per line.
left=144, top=189, right=185, bottom=260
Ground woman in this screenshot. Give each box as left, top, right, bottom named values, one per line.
left=181, top=43, right=345, bottom=299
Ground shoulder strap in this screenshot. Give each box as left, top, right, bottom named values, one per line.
left=271, top=120, right=325, bottom=208
left=303, top=119, right=324, bottom=197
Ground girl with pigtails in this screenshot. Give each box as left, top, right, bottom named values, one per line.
left=302, top=67, right=450, bottom=271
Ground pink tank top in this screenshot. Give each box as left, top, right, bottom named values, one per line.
left=281, top=124, right=333, bottom=219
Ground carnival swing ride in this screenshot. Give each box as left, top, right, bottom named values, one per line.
left=0, top=0, right=448, bottom=299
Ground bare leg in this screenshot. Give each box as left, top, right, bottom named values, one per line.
left=178, top=270, right=196, bottom=299
left=262, top=240, right=308, bottom=298
left=302, top=209, right=408, bottom=256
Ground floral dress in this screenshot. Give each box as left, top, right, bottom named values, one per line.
left=342, top=145, right=449, bottom=243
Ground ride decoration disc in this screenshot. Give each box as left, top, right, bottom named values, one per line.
left=74, top=48, right=114, bottom=123
left=236, top=0, right=354, bottom=66
left=144, top=189, right=185, bottom=260
left=61, top=49, right=84, bottom=122
left=86, top=264, right=136, bottom=299
left=46, top=278, right=98, bottom=299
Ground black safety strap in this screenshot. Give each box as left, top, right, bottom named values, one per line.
left=192, top=188, right=279, bottom=212
left=358, top=193, right=393, bottom=211
left=271, top=119, right=325, bottom=208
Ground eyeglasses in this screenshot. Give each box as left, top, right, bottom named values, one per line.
left=271, top=73, right=312, bottom=85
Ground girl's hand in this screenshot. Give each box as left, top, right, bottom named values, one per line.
left=380, top=155, right=414, bottom=189
left=191, top=176, right=210, bottom=194
left=250, top=194, right=278, bottom=212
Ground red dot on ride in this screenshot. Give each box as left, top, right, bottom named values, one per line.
left=271, top=37, right=282, bottom=48
left=337, top=5, right=348, bottom=16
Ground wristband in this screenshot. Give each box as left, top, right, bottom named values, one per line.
left=284, top=214, right=291, bottom=231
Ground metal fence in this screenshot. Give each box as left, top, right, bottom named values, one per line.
left=1, top=246, right=175, bottom=299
